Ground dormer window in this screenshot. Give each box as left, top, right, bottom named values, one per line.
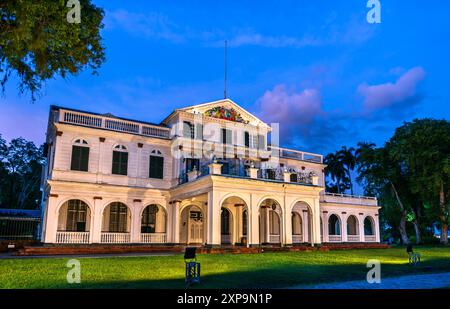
left=70, top=139, right=89, bottom=172
left=112, top=145, right=128, bottom=175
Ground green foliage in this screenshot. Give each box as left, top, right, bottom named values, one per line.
left=0, top=0, right=105, bottom=100
left=0, top=136, right=44, bottom=209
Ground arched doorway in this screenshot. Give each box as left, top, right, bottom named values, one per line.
left=346, top=215, right=359, bottom=242
left=291, top=212, right=303, bottom=244
left=259, top=198, right=282, bottom=244
left=221, top=208, right=232, bottom=244
left=291, top=201, right=312, bottom=244
left=141, top=204, right=167, bottom=243
left=180, top=205, right=205, bottom=244
left=56, top=199, right=91, bottom=243
left=328, top=214, right=341, bottom=242
left=101, top=202, right=131, bottom=243
left=220, top=196, right=248, bottom=245
left=364, top=216, right=376, bottom=242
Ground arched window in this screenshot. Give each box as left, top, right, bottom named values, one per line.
left=108, top=202, right=128, bottom=232
left=221, top=208, right=231, bottom=235
left=328, top=214, right=341, bottom=235
left=347, top=215, right=359, bottom=235
left=149, top=149, right=164, bottom=179
left=364, top=217, right=375, bottom=235
left=292, top=212, right=302, bottom=235
left=290, top=173, right=298, bottom=182
left=141, top=204, right=158, bottom=233
left=71, top=139, right=89, bottom=171
left=112, top=145, right=128, bottom=175
left=63, top=200, right=89, bottom=232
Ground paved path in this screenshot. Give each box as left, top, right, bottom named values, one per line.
left=292, top=272, right=450, bottom=289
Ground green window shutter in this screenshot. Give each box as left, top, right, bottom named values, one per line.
left=149, top=155, right=164, bottom=179
left=244, top=132, right=250, bottom=147
left=80, top=147, right=89, bottom=171
left=112, top=151, right=127, bottom=175
left=71, top=146, right=89, bottom=171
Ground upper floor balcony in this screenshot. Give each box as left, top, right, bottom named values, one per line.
left=54, top=107, right=171, bottom=139
left=320, top=192, right=378, bottom=207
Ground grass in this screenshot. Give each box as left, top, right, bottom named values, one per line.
left=1, top=246, right=449, bottom=289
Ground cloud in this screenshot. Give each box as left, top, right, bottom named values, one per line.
left=254, top=84, right=351, bottom=152
left=104, top=9, right=376, bottom=49
left=358, top=67, right=426, bottom=111
left=104, top=9, right=185, bottom=43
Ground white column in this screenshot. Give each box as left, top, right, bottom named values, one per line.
left=283, top=202, right=292, bottom=246
left=375, top=214, right=381, bottom=242
left=358, top=213, right=365, bottom=242
left=207, top=191, right=221, bottom=246
left=91, top=197, right=103, bottom=243
left=322, top=211, right=329, bottom=243
left=172, top=201, right=181, bottom=244
left=312, top=198, right=321, bottom=245
left=235, top=205, right=242, bottom=244
left=248, top=194, right=259, bottom=247
left=341, top=213, right=347, bottom=243
left=265, top=208, right=270, bottom=243
left=302, top=210, right=308, bottom=243
left=131, top=199, right=142, bottom=243
left=43, top=194, right=59, bottom=243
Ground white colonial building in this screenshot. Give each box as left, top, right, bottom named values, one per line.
left=40, top=99, right=380, bottom=247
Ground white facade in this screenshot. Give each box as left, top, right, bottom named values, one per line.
left=41, top=99, right=380, bottom=246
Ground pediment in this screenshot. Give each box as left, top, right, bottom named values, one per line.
left=174, top=99, right=269, bottom=128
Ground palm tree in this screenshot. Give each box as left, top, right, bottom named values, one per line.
left=337, top=146, right=356, bottom=195
left=324, top=152, right=347, bottom=194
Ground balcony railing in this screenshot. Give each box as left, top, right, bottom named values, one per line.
left=141, top=233, right=167, bottom=243
left=292, top=234, right=303, bottom=243
left=328, top=235, right=342, bottom=242
left=347, top=235, right=360, bottom=242
left=59, top=109, right=170, bottom=139
left=364, top=235, right=376, bottom=242
left=101, top=232, right=130, bottom=243
left=56, top=231, right=90, bottom=244
left=269, top=146, right=323, bottom=163
left=321, top=193, right=378, bottom=206
left=269, top=234, right=281, bottom=243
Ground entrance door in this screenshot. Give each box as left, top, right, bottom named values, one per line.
left=188, top=211, right=204, bottom=244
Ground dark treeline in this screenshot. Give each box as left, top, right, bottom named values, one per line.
left=0, top=134, right=44, bottom=210
left=324, top=118, right=450, bottom=245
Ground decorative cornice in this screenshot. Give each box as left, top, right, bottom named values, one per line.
left=133, top=199, right=142, bottom=203
left=137, top=143, right=143, bottom=148
left=49, top=193, right=58, bottom=198
left=56, top=131, right=63, bottom=136
left=99, top=137, right=106, bottom=142
left=93, top=196, right=102, bottom=200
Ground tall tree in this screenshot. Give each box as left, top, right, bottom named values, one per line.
left=0, top=0, right=105, bottom=100
left=3, top=138, right=44, bottom=209
left=324, top=152, right=348, bottom=194
left=338, top=146, right=356, bottom=195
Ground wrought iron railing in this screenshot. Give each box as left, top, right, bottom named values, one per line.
left=0, top=217, right=40, bottom=240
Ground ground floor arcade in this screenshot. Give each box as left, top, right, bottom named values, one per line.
left=42, top=176, right=380, bottom=245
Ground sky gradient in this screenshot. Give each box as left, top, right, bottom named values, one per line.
left=1, top=0, right=449, bottom=156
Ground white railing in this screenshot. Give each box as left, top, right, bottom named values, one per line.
left=365, top=235, right=376, bottom=242
left=101, top=232, right=130, bottom=243
left=269, top=234, right=281, bottom=243
left=321, top=192, right=378, bottom=206
left=292, top=235, right=303, bottom=243
left=60, top=110, right=170, bottom=139
left=56, top=231, right=90, bottom=244
left=221, top=234, right=231, bottom=244
left=347, top=235, right=361, bottom=242
left=269, top=146, right=323, bottom=163
left=141, top=233, right=167, bottom=243
left=328, top=235, right=342, bottom=242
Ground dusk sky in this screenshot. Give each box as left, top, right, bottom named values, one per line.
left=1, top=0, right=449, bottom=155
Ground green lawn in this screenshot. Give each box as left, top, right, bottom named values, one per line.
left=1, top=246, right=449, bottom=289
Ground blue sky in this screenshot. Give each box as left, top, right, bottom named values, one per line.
left=1, top=0, right=450, bottom=155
